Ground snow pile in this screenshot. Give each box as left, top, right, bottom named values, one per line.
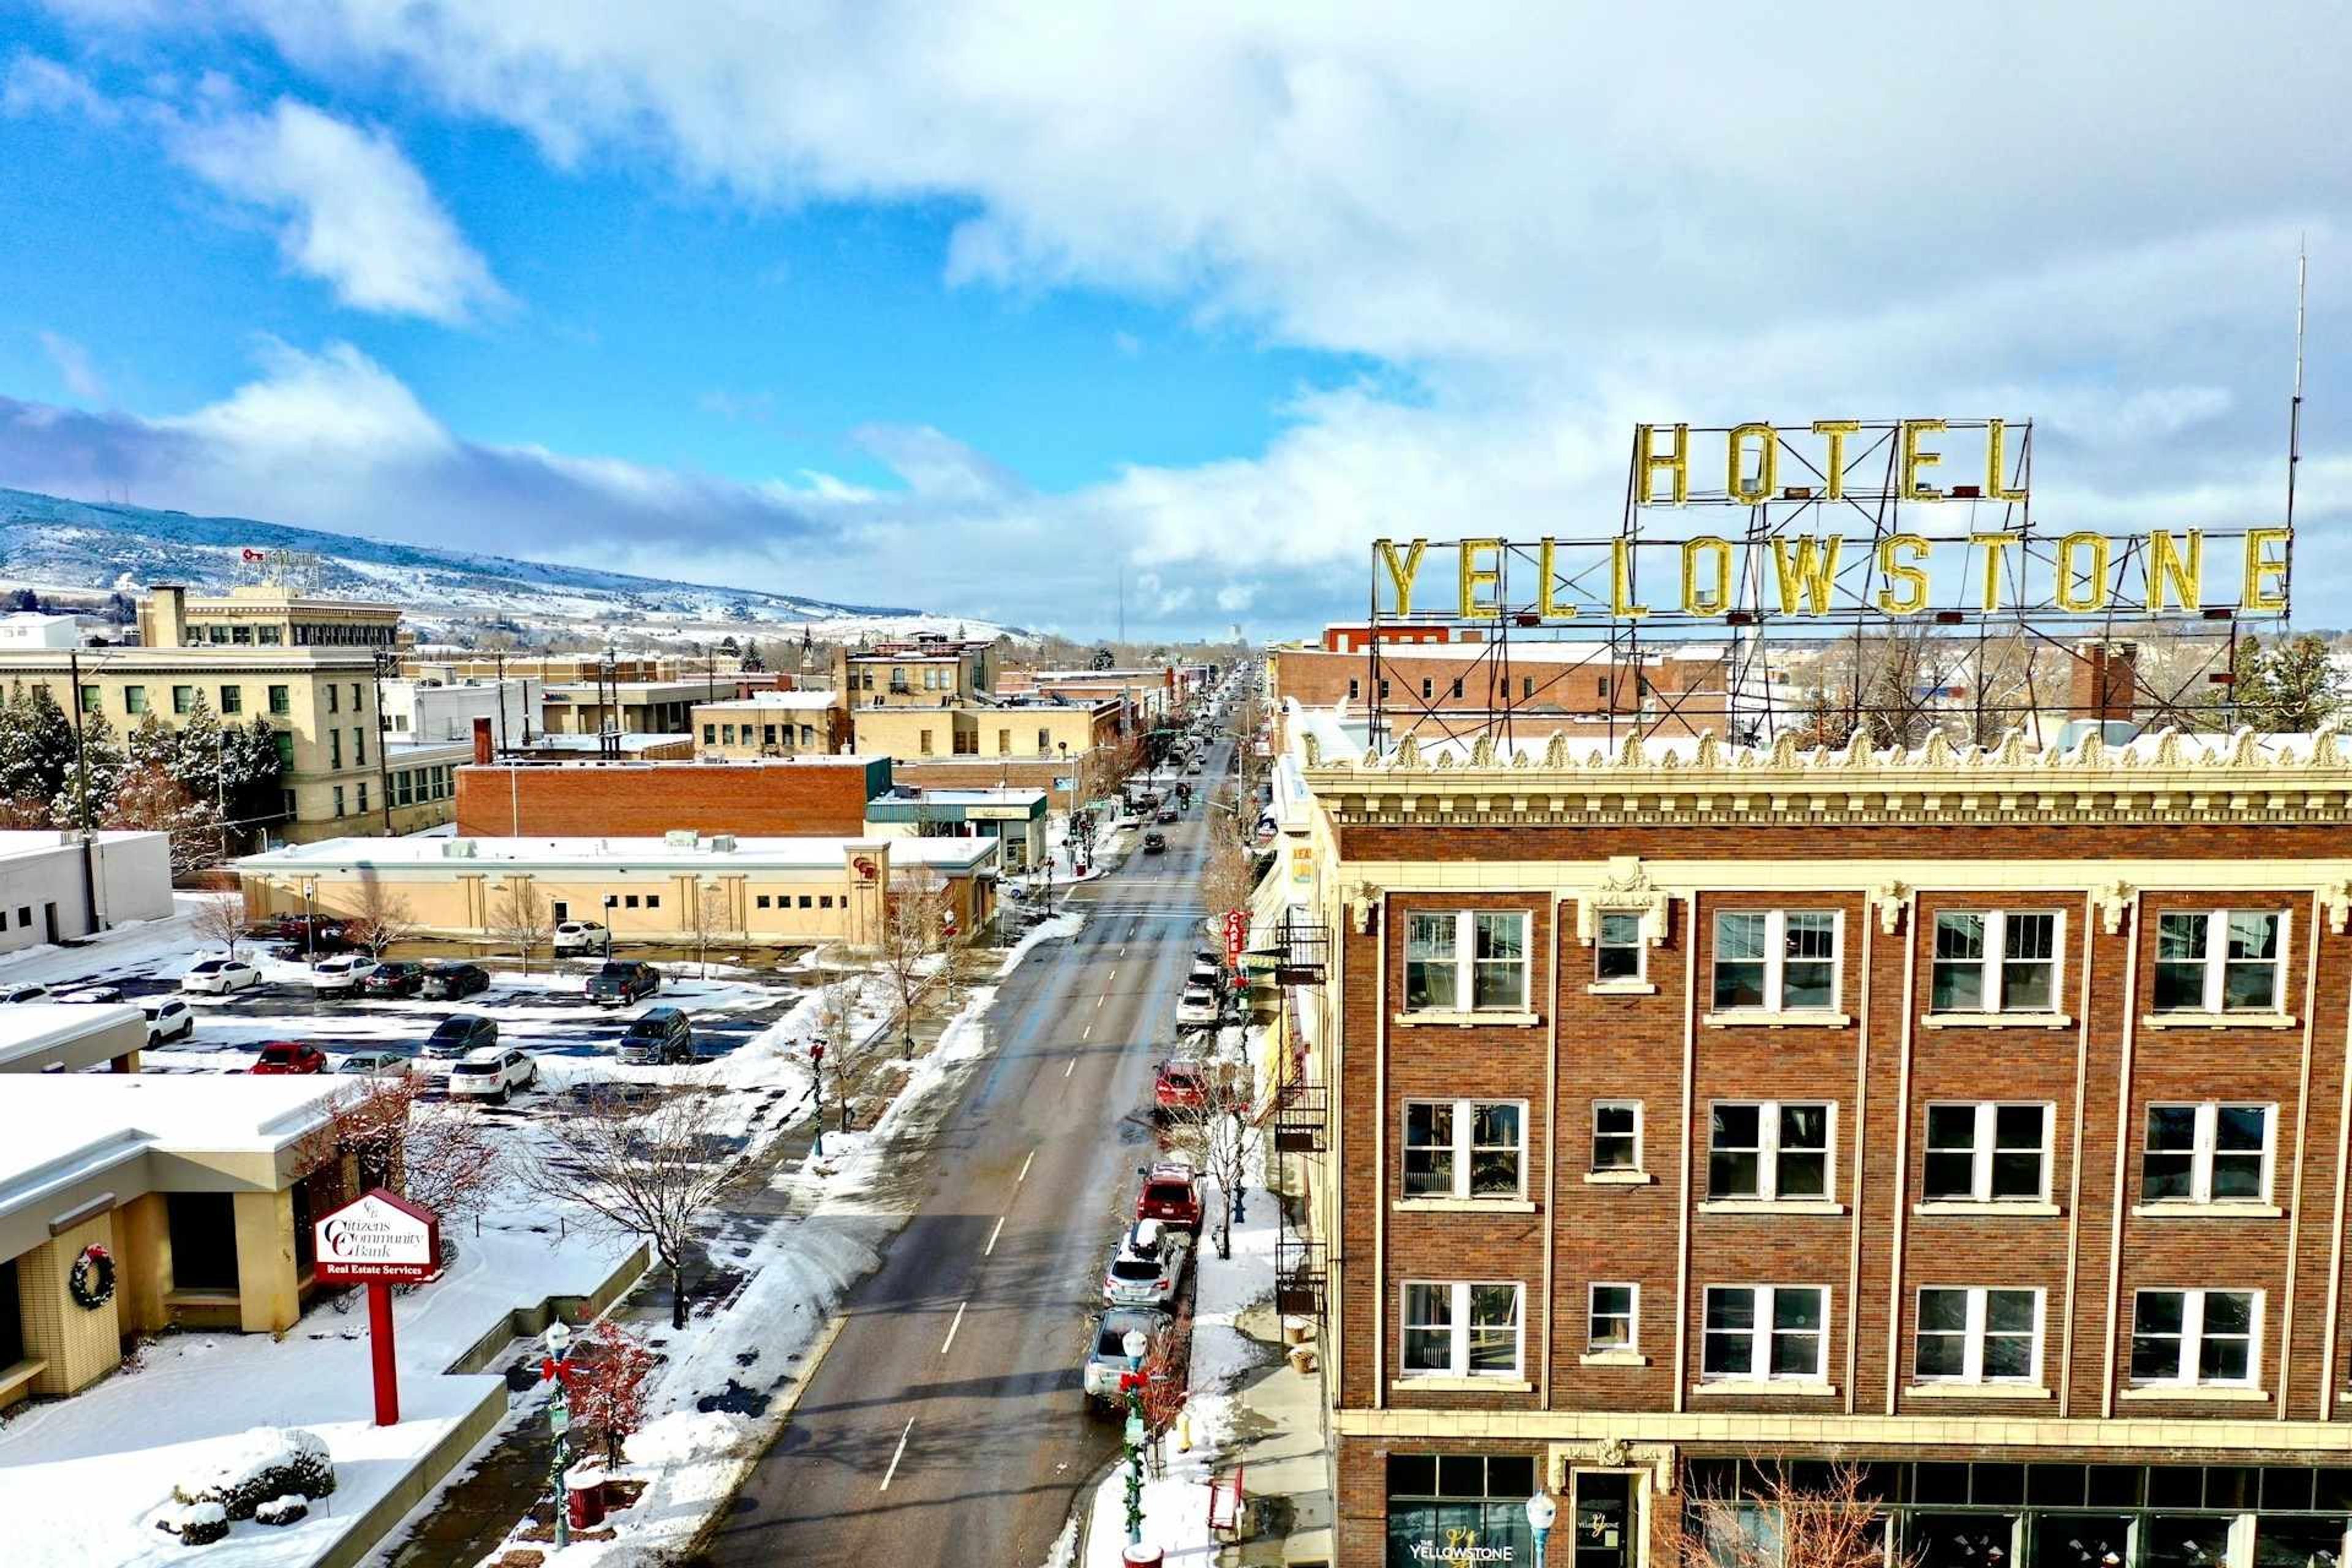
left=622, top=1411, right=748, bottom=1468
left=998, top=910, right=1085, bottom=973
left=252, top=1496, right=308, bottom=1528
left=170, top=1425, right=334, bottom=1520
left=157, top=1499, right=229, bottom=1547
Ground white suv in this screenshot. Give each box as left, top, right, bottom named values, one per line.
left=1175, top=986, right=1219, bottom=1031
left=447, top=1046, right=537, bottom=1102
left=552, top=921, right=609, bottom=955
left=307, top=956, right=380, bottom=996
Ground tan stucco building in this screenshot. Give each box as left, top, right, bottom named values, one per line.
left=692, top=691, right=848, bottom=756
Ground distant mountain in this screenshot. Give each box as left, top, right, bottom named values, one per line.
left=0, top=487, right=1006, bottom=643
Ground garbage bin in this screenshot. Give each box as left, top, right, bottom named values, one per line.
left=1121, top=1548, right=1164, bottom=1568
left=566, top=1464, right=608, bottom=1529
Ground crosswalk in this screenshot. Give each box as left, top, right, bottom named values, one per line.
left=1077, top=899, right=1207, bottom=921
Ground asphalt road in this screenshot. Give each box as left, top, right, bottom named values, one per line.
left=692, top=731, right=1235, bottom=1567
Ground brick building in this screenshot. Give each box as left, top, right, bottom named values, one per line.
left=1280, top=723, right=2352, bottom=1567
left=1269, top=641, right=1730, bottom=746
left=453, top=753, right=889, bottom=838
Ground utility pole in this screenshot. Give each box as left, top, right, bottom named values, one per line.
left=66, top=649, right=98, bottom=934
left=372, top=650, right=395, bottom=835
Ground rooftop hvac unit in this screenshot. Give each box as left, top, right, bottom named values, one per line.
left=440, top=839, right=478, bottom=859
left=663, top=829, right=699, bottom=848
left=707, top=834, right=737, bottom=852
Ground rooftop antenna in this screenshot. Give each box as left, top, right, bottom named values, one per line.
left=2283, top=238, right=2307, bottom=630
left=1117, top=565, right=1125, bottom=647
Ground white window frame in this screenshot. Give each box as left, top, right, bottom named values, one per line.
left=2128, top=1287, right=2263, bottom=1388
left=2152, top=909, right=2288, bottom=1014
left=1399, top=1281, right=1525, bottom=1379
left=1929, top=909, right=2064, bottom=1015
left=1913, top=1286, right=2045, bottom=1385
left=1588, top=1283, right=1638, bottom=1353
left=1711, top=909, right=1844, bottom=1013
left=2141, top=1102, right=2276, bottom=1205
left=1707, top=1099, right=1835, bottom=1201
left=1400, top=1098, right=1528, bottom=1201
left=1403, top=908, right=1531, bottom=1014
left=1700, top=1284, right=1830, bottom=1382
left=1595, top=910, right=1646, bottom=982
left=1921, top=1102, right=2052, bottom=1203
left=1591, top=1100, right=1644, bottom=1174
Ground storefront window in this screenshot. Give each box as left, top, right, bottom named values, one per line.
left=1387, top=1454, right=1538, bottom=1567
left=2144, top=1515, right=2230, bottom=1568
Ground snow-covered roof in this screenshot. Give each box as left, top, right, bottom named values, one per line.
left=236, top=832, right=999, bottom=875
left=0, top=1003, right=144, bottom=1074
left=694, top=691, right=840, bottom=710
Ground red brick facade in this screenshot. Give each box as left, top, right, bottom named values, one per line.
left=452, top=756, right=889, bottom=838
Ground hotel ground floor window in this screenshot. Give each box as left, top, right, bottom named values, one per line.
left=167, top=1192, right=239, bottom=1294
left=1385, top=1453, right=1537, bottom=1567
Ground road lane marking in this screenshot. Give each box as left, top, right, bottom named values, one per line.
left=1083, top=1022, right=1092, bottom=1040
left=986, top=1215, right=1008, bottom=1254
left=1108, top=969, right=1117, bottom=982
left=1018, top=1150, right=1036, bottom=1183
left=940, top=1300, right=967, bottom=1355
left=1096, top=995, right=1105, bottom=1009
left=1065, top=1058, right=1076, bottom=1077
left=879, top=1417, right=914, bottom=1491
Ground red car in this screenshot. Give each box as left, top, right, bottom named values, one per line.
left=1136, top=1161, right=1204, bottom=1234
left=251, top=1041, right=328, bottom=1075
left=1152, top=1060, right=1211, bottom=1119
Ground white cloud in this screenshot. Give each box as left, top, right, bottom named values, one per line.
left=1215, top=581, right=1257, bottom=612
left=2, top=55, right=119, bottom=123
left=167, top=98, right=507, bottom=323
left=35, top=330, right=106, bottom=402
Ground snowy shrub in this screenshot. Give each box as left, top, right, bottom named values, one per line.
left=172, top=1426, right=336, bottom=1520
left=162, top=1501, right=229, bottom=1546
left=254, top=1494, right=309, bottom=1526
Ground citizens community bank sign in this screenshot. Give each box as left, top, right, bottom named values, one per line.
left=314, top=1188, right=442, bottom=1285
left=1370, top=418, right=2291, bottom=630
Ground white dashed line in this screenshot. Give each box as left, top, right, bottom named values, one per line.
left=879, top=1417, right=914, bottom=1491
left=1018, top=1150, right=1036, bottom=1183
left=986, top=1215, right=1008, bottom=1255
left=1065, top=1058, right=1076, bottom=1078
left=940, top=1300, right=967, bottom=1355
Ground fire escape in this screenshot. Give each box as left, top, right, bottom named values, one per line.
left=1267, top=915, right=1330, bottom=1319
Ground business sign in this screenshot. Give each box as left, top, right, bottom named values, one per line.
left=1371, top=418, right=2290, bottom=631
left=962, top=804, right=1033, bottom=821
left=1223, top=908, right=1248, bottom=971
left=314, top=1188, right=442, bottom=1285
left=1289, top=845, right=1314, bottom=889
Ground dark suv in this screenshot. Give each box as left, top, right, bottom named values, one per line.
left=425, top=1014, right=499, bottom=1059
left=617, top=1006, right=695, bottom=1065
left=586, top=960, right=660, bottom=1008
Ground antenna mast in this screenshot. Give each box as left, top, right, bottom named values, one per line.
left=2285, top=240, right=2307, bottom=630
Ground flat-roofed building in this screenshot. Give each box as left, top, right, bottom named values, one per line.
left=864, top=785, right=1047, bottom=872
left=454, top=753, right=889, bottom=838
left=692, top=690, right=848, bottom=756
left=0, top=829, right=170, bottom=946
left=836, top=636, right=997, bottom=709
left=539, top=679, right=714, bottom=737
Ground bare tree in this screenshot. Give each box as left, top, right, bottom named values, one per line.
left=1160, top=1074, right=1262, bottom=1261
left=1199, top=831, right=1256, bottom=927
left=191, top=891, right=249, bottom=960
left=816, top=971, right=862, bottom=1063
left=292, top=1074, right=506, bottom=1250
left=488, top=880, right=553, bottom=975
left=690, top=880, right=729, bottom=979
left=875, top=867, right=949, bottom=1058
left=1670, top=1461, right=1909, bottom=1568
left=516, top=1085, right=748, bottom=1330
left=341, top=880, right=420, bottom=960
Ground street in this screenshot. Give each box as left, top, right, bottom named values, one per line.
left=692, top=737, right=1231, bottom=1566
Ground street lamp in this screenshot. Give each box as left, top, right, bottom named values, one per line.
left=1525, top=1488, right=1558, bottom=1568
left=1119, top=1328, right=1150, bottom=1547
left=541, top=1321, right=576, bottom=1551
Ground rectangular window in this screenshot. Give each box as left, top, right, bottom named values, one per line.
left=1588, top=1283, right=1637, bottom=1353
left=258, top=625, right=282, bottom=645
left=2143, top=1102, right=2274, bottom=1204
left=272, top=732, right=293, bottom=769
left=624, top=895, right=639, bottom=909
left=798, top=895, right=813, bottom=909
left=1401, top=1099, right=1525, bottom=1200
left=231, top=624, right=252, bottom=644
left=2154, top=910, right=2285, bottom=1012
left=268, top=685, right=289, bottom=715
left=330, top=731, right=342, bottom=769
left=819, top=895, right=834, bottom=909
left=1348, top=678, right=1360, bottom=700
left=124, top=685, right=147, bottom=714
left=1711, top=909, right=1843, bottom=1012
left=1591, top=1101, right=1642, bottom=1172
left=1922, top=1102, right=2051, bottom=1202
left=332, top=785, right=346, bottom=817
left=645, top=895, right=659, bottom=910
left=1420, top=677, right=1433, bottom=699
left=1400, top=1281, right=1523, bottom=1379
left=1401, top=910, right=1530, bottom=1012
left=1594, top=909, right=1644, bottom=981
left=350, top=682, right=362, bottom=711
left=756, top=894, right=772, bottom=909
left=722, top=725, right=736, bottom=745
left=1915, top=1287, right=2043, bottom=1384
left=326, top=684, right=339, bottom=714
left=703, top=725, right=717, bottom=744
left=1702, top=1286, right=1828, bottom=1382
left=919, top=729, right=933, bottom=755
left=353, top=726, right=366, bottom=767
left=1450, top=678, right=1464, bottom=699
left=2130, top=1289, right=2260, bottom=1387
left=78, top=684, right=100, bottom=714
left=356, top=782, right=369, bottom=815
left=219, top=685, right=241, bottom=714
left=1708, top=1101, right=1831, bottom=1200
left=172, top=685, right=195, bottom=715
left=1931, top=910, right=2059, bottom=1013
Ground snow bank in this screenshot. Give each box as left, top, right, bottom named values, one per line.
left=170, top=1425, right=334, bottom=1520
left=621, top=1411, right=748, bottom=1468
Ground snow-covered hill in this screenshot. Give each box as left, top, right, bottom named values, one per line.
left=0, top=488, right=1016, bottom=645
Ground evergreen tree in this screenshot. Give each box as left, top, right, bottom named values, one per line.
left=741, top=639, right=766, bottom=672
left=51, top=711, right=124, bottom=829
left=127, top=712, right=178, bottom=773
left=222, top=717, right=285, bottom=820
left=2231, top=634, right=2344, bottom=733
left=175, top=693, right=228, bottom=800
left=0, top=683, right=52, bottom=807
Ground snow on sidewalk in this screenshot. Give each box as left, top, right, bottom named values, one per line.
left=1076, top=1180, right=1280, bottom=1568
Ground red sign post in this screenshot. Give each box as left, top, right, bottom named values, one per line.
left=313, top=1188, right=442, bottom=1427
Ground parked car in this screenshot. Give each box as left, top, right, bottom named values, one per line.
left=586, top=960, right=660, bottom=1007
left=1153, top=1058, right=1213, bottom=1118
left=251, top=1041, right=328, bottom=1075
left=617, top=1006, right=696, bottom=1065
left=1155, top=807, right=1179, bottom=824
left=1135, top=1161, right=1204, bottom=1234
left=1186, top=956, right=1222, bottom=988
left=58, top=983, right=125, bottom=1004
left=139, top=997, right=195, bottom=1043
left=552, top=920, right=609, bottom=955
left=307, top=955, right=379, bottom=996
left=361, top=960, right=428, bottom=998
left=424, top=1014, right=499, bottom=1059
left=336, top=1050, right=410, bottom=1077
left=447, top=1046, right=537, bottom=1102
left=421, top=962, right=491, bottom=1000
left=1142, top=832, right=1167, bottom=855
left=1102, top=1219, right=1193, bottom=1311
left=1184, top=761, right=1202, bottom=775
left=181, top=958, right=260, bottom=994
left=261, top=914, right=349, bottom=954
left=1175, top=985, right=1218, bottom=1031
left=0, top=983, right=51, bottom=1005
left=1082, top=1306, right=1172, bottom=1408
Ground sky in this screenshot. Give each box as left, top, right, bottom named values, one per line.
left=0, top=4, right=2348, bottom=641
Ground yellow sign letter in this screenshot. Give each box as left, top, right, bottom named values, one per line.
left=1376, top=538, right=1428, bottom=617
left=2147, top=530, right=2203, bottom=611
left=1727, top=423, right=1777, bottom=505
left=2244, top=527, right=2290, bottom=611
left=1770, top=534, right=1843, bottom=616
left=1458, top=538, right=1502, bottom=618
left=1811, top=420, right=1859, bottom=501
left=2056, top=531, right=2112, bottom=612
left=1876, top=534, right=1930, bottom=614
left=1901, top=418, right=1947, bottom=500
left=1984, top=419, right=2029, bottom=501
left=1682, top=537, right=1732, bottom=616
left=1972, top=532, right=2018, bottom=611
left=1634, top=423, right=1689, bottom=506
left=1610, top=538, right=1651, bottom=619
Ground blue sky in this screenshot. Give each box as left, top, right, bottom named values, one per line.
left=1, top=3, right=2349, bottom=639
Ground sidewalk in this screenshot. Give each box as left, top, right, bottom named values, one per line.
left=1217, top=1294, right=1332, bottom=1567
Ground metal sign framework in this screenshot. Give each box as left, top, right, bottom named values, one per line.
left=1364, top=420, right=2290, bottom=752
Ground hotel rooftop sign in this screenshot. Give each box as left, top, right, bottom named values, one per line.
left=1370, top=418, right=2290, bottom=631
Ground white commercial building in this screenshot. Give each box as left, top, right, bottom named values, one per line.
left=0, top=612, right=86, bottom=649
left=383, top=674, right=543, bottom=750
left=0, top=831, right=173, bottom=950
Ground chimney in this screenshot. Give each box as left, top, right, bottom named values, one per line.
left=147, top=584, right=187, bottom=649
left=472, top=715, right=494, bottom=766
left=2068, top=639, right=2138, bottom=723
